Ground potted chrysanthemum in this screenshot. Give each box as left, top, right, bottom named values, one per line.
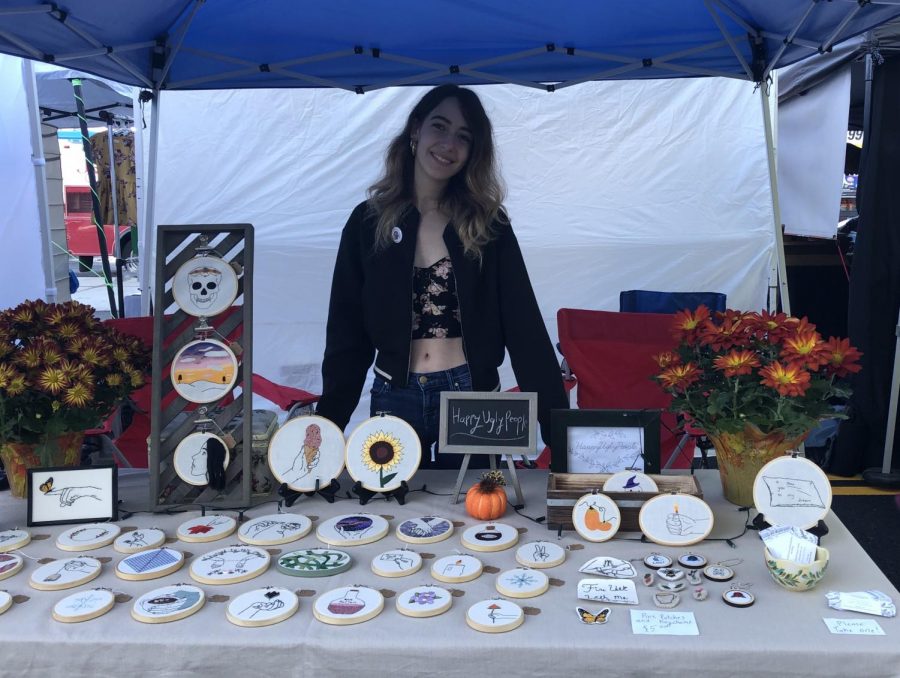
left=0, top=299, right=151, bottom=497
left=653, top=307, right=861, bottom=505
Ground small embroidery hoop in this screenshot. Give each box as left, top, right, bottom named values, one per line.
left=460, top=522, right=519, bottom=553
left=276, top=548, right=352, bottom=578
left=225, top=587, right=299, bottom=628
left=677, top=553, right=708, bottom=569
left=172, top=432, right=231, bottom=487
left=643, top=553, right=673, bottom=569
left=0, top=591, right=12, bottom=615
left=115, top=548, right=185, bottom=582
left=571, top=492, right=621, bottom=543
left=315, top=513, right=389, bottom=547
left=30, top=557, right=102, bottom=591
left=0, top=553, right=25, bottom=581
left=313, top=586, right=384, bottom=626
left=170, top=337, right=239, bottom=405
left=722, top=586, right=755, bottom=608
left=344, top=414, right=421, bottom=495
left=172, top=253, right=240, bottom=318
left=56, top=523, right=121, bottom=552
left=189, top=545, right=271, bottom=585
left=465, top=598, right=524, bottom=633
left=395, top=516, right=455, bottom=545
left=602, top=470, right=659, bottom=493
left=370, top=548, right=423, bottom=578
left=237, top=513, right=312, bottom=546
left=703, top=564, right=736, bottom=582
left=0, top=529, right=31, bottom=553
left=515, top=540, right=566, bottom=569
left=176, top=514, right=237, bottom=543
left=395, top=585, right=453, bottom=618
left=495, top=567, right=549, bottom=599
left=113, top=527, right=167, bottom=554
left=638, top=493, right=714, bottom=547
left=431, top=554, right=483, bottom=583
left=268, top=414, right=346, bottom=493
left=132, top=584, right=206, bottom=624
left=52, top=588, right=116, bottom=623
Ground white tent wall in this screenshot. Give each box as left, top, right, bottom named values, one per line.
left=0, top=54, right=48, bottom=309
left=154, top=77, right=775, bottom=432
left=777, top=66, right=851, bottom=238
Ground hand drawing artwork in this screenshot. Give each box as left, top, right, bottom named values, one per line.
left=226, top=587, right=299, bottom=627
left=396, top=516, right=453, bottom=543
left=267, top=415, right=345, bottom=493
left=282, top=423, right=322, bottom=484
left=752, top=456, right=832, bottom=529
left=378, top=551, right=415, bottom=570
left=639, top=494, right=714, bottom=546
left=466, top=599, right=525, bottom=632
left=241, top=590, right=286, bottom=618
left=43, top=558, right=97, bottom=582
left=123, top=530, right=149, bottom=548
left=39, top=477, right=101, bottom=507
left=761, top=476, right=826, bottom=509
left=241, top=516, right=310, bottom=542
left=201, top=547, right=266, bottom=576
left=665, top=503, right=709, bottom=537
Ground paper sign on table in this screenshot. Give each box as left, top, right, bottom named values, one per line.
left=576, top=578, right=639, bottom=605
left=630, top=610, right=699, bottom=635
left=823, top=618, right=885, bottom=635
left=826, top=590, right=897, bottom=618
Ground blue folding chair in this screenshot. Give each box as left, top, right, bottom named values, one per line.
left=619, top=290, right=726, bottom=315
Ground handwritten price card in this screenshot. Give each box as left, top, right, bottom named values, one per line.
left=630, top=610, right=699, bottom=636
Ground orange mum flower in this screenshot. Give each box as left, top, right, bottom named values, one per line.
left=713, top=349, right=761, bottom=377
left=760, top=361, right=812, bottom=397
left=652, top=351, right=681, bottom=369
left=781, top=329, right=829, bottom=369
left=672, top=305, right=711, bottom=344
left=746, top=310, right=793, bottom=343
left=698, top=311, right=752, bottom=351
left=822, top=337, right=862, bottom=377
left=658, top=362, right=701, bottom=391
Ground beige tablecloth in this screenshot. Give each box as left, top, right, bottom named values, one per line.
left=0, top=469, right=897, bottom=678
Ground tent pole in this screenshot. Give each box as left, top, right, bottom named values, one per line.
left=102, top=112, right=126, bottom=318
left=759, top=81, right=791, bottom=315
left=21, top=58, right=57, bottom=303
left=139, top=88, right=160, bottom=317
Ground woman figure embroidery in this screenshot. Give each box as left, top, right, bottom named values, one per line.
left=284, top=423, right=322, bottom=483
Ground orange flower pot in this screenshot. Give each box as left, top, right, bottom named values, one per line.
left=0, top=432, right=85, bottom=499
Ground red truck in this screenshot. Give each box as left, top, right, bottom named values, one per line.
left=64, top=185, right=133, bottom=271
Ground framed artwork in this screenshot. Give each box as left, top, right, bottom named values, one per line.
left=550, top=409, right=661, bottom=474
left=132, top=583, right=206, bottom=624
left=173, top=432, right=230, bottom=487
left=638, top=493, right=714, bottom=546
left=315, top=513, right=389, bottom=547
left=226, top=587, right=299, bottom=627
left=344, top=415, right=421, bottom=492
left=237, top=513, right=312, bottom=546
left=571, top=493, right=621, bottom=543
left=753, top=455, right=831, bottom=529
left=395, top=585, right=452, bottom=618
left=189, top=544, right=270, bottom=585
left=268, top=415, right=345, bottom=492
left=52, top=588, right=116, bottom=623
left=170, top=338, right=239, bottom=404
left=465, top=599, right=524, bottom=633
left=29, top=556, right=102, bottom=591
left=55, top=523, right=121, bottom=551
left=27, top=465, right=118, bottom=527
left=172, top=254, right=240, bottom=317
left=313, top=586, right=384, bottom=626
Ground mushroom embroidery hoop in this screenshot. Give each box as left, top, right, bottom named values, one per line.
left=52, top=588, right=116, bottom=623
left=639, top=493, right=715, bottom=547
left=172, top=254, right=239, bottom=318
left=466, top=599, right=525, bottom=633
left=268, top=415, right=345, bottom=493
left=345, top=415, right=421, bottom=493
left=226, top=587, right=299, bottom=628
left=173, top=432, right=231, bottom=486
left=572, top=492, right=621, bottom=543
left=132, top=584, right=206, bottom=624
left=237, top=513, right=312, bottom=546
left=752, top=455, right=832, bottom=530
left=170, top=338, right=239, bottom=405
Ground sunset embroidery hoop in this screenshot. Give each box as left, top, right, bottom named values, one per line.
left=571, top=493, right=621, bottom=543
left=395, top=516, right=454, bottom=545
left=431, top=554, right=483, bottom=584
left=29, top=556, right=102, bottom=591
left=132, top=583, right=206, bottom=624
left=237, top=513, right=312, bottom=546
left=466, top=598, right=524, bottom=633
left=313, top=586, right=384, bottom=626
left=344, top=415, right=421, bottom=493
left=176, top=514, right=237, bottom=543
left=276, top=548, right=352, bottom=578
left=115, top=547, right=185, bottom=581
left=173, top=432, right=231, bottom=486
left=170, top=338, right=239, bottom=405
left=56, top=523, right=121, bottom=551
left=189, top=544, right=270, bottom=585
left=602, top=470, right=659, bottom=493
left=113, top=528, right=167, bottom=554
left=370, top=548, right=422, bottom=578
left=515, top=541, right=566, bottom=569
left=0, top=553, right=25, bottom=581
left=0, top=529, right=31, bottom=553
left=268, top=415, right=345, bottom=492
left=638, top=493, right=714, bottom=547
left=752, top=455, right=832, bottom=530
left=495, top=567, right=549, bottom=599
left=172, top=254, right=239, bottom=318
left=460, top=522, right=520, bottom=553
left=52, top=588, right=115, bottom=623
left=316, top=513, right=389, bottom=547
left=226, top=587, right=299, bottom=628
left=395, top=585, right=453, bottom=618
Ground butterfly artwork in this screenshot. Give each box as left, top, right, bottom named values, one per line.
left=576, top=607, right=611, bottom=625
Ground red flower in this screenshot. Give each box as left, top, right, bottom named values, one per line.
left=760, top=361, right=812, bottom=397
left=822, top=337, right=862, bottom=377
left=658, top=362, right=701, bottom=391
left=652, top=351, right=681, bottom=369
left=713, top=349, right=761, bottom=377
left=781, top=329, right=829, bottom=369
left=698, top=310, right=752, bottom=351
left=672, top=305, right=711, bottom=344
left=746, top=310, right=794, bottom=343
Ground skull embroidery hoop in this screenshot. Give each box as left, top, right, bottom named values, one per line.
left=188, top=266, right=221, bottom=309
left=173, top=255, right=239, bottom=317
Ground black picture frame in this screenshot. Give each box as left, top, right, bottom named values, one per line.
left=550, top=409, right=661, bottom=474
left=26, top=464, right=118, bottom=527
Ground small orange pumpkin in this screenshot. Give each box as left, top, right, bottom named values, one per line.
left=465, top=470, right=508, bottom=520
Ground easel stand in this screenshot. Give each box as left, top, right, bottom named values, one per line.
left=352, top=480, right=410, bottom=506
left=451, top=453, right=525, bottom=506
left=278, top=479, right=341, bottom=506
left=751, top=513, right=829, bottom=543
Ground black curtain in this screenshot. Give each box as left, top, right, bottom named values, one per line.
left=831, top=54, right=900, bottom=475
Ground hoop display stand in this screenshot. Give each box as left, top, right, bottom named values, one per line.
left=149, top=224, right=254, bottom=510
left=278, top=478, right=342, bottom=506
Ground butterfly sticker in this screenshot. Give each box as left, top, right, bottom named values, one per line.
left=576, top=606, right=611, bottom=625
left=40, top=477, right=54, bottom=494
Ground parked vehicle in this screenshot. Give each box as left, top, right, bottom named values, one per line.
left=64, top=185, right=132, bottom=271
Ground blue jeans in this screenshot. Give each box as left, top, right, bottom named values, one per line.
left=370, top=364, right=479, bottom=469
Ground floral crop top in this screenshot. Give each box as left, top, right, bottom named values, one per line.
left=411, top=257, right=462, bottom=339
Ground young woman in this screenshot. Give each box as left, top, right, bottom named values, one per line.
left=316, top=85, right=568, bottom=468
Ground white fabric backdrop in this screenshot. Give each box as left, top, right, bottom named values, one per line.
left=0, top=54, right=46, bottom=309
left=778, top=66, right=851, bottom=238
left=154, top=78, right=775, bottom=431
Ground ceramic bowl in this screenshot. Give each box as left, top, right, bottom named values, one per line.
left=764, top=545, right=829, bottom=592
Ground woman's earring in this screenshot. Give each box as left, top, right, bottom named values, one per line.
left=410, top=138, right=417, bottom=156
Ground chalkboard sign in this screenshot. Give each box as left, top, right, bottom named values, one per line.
left=438, top=391, right=537, bottom=455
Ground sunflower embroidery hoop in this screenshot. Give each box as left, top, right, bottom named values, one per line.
left=345, top=414, right=421, bottom=504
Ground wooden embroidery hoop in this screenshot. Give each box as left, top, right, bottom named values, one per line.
left=0, top=591, right=12, bottom=615
left=0, top=553, right=25, bottom=581
left=237, top=513, right=312, bottom=546
left=495, top=567, right=549, bottom=599
left=172, top=432, right=231, bottom=486
left=0, top=529, right=31, bottom=553
left=276, top=548, right=352, bottom=578
left=189, top=545, right=270, bottom=585
left=395, top=516, right=454, bottom=545
left=268, top=415, right=346, bottom=493
left=638, top=493, right=714, bottom=547
left=315, top=514, right=389, bottom=547
left=169, top=338, right=239, bottom=405
left=226, top=587, right=299, bottom=628
left=132, top=584, right=206, bottom=624
left=344, top=415, right=421, bottom=494
left=176, top=515, right=237, bottom=543
left=460, top=522, right=519, bottom=553
left=395, top=585, right=453, bottom=618
left=172, top=254, right=240, bottom=318
left=431, top=554, right=483, bottom=584
left=313, top=586, right=384, bottom=626
left=515, top=541, right=566, bottom=569
left=115, top=547, right=185, bottom=581
left=370, top=548, right=422, bottom=578
left=29, top=557, right=102, bottom=591
left=571, top=492, right=621, bottom=543
left=113, top=528, right=167, bottom=554
left=56, top=523, right=121, bottom=551
left=52, top=588, right=116, bottom=623
left=466, top=599, right=524, bottom=633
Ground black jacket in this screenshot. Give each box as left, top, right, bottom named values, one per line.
left=316, top=201, right=568, bottom=441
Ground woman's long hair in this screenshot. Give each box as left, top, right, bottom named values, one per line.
left=367, top=85, right=507, bottom=260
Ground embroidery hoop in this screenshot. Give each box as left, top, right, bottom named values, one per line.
left=0, top=553, right=25, bottom=581
left=722, top=587, right=755, bottom=608
left=515, top=540, right=566, bottom=569
left=0, top=591, right=12, bottom=615
left=495, top=567, right=549, bottom=599
left=752, top=454, right=832, bottom=530
left=460, top=522, right=519, bottom=553
left=30, top=556, right=102, bottom=591
left=703, top=565, right=736, bottom=582
left=316, top=513, right=389, bottom=547
left=677, top=553, right=708, bottom=569
left=313, top=586, right=384, bottom=626
left=602, top=470, right=659, bottom=493
left=173, top=432, right=231, bottom=487
left=268, top=415, right=346, bottom=493
left=113, top=528, right=167, bottom=554
left=276, top=548, right=352, bottom=578
left=52, top=588, right=116, bottom=623
left=344, top=415, right=421, bottom=493
left=572, top=492, right=621, bottom=543
left=0, top=529, right=31, bottom=553
left=465, top=598, right=524, bottom=633
left=176, top=514, right=237, bottom=543
left=638, top=493, right=714, bottom=546
left=189, top=545, right=271, bottom=585
left=132, top=583, right=206, bottom=624
left=226, top=587, right=299, bottom=628
left=170, top=338, right=239, bottom=405
left=395, top=516, right=455, bottom=545
left=172, top=254, right=239, bottom=318
left=431, top=554, right=483, bottom=583
left=115, top=547, right=185, bottom=581
left=370, top=548, right=422, bottom=578
left=56, top=523, right=121, bottom=552
left=396, top=585, right=453, bottom=618
left=237, top=513, right=312, bottom=546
